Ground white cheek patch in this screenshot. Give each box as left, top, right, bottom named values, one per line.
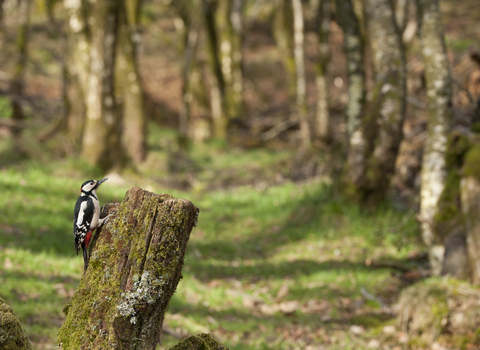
left=83, top=183, right=95, bottom=192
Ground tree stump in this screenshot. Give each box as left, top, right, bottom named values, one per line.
left=0, top=297, right=31, bottom=350
left=58, top=188, right=199, bottom=350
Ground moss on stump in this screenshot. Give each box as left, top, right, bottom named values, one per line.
left=58, top=188, right=199, bottom=350
left=0, top=296, right=32, bottom=350
left=396, top=278, right=480, bottom=348
left=169, top=333, right=229, bottom=350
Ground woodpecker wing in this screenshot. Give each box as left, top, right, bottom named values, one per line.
left=73, top=196, right=94, bottom=255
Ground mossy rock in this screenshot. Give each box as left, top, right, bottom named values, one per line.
left=0, top=296, right=32, bottom=350
left=168, top=333, right=229, bottom=350
left=396, top=278, right=480, bottom=347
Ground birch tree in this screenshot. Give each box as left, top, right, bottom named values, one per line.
left=344, top=0, right=406, bottom=202
left=291, top=0, right=311, bottom=146
left=416, top=0, right=453, bottom=275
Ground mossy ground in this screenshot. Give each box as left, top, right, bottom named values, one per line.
left=0, top=125, right=425, bottom=349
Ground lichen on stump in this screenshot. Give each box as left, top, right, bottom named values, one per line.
left=0, top=296, right=32, bottom=350
left=168, top=333, right=230, bottom=350
left=58, top=187, right=199, bottom=350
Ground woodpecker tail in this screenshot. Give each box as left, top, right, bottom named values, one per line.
left=82, top=246, right=88, bottom=272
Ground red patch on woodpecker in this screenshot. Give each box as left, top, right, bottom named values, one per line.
left=85, top=231, right=93, bottom=248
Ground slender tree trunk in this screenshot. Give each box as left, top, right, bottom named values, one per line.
left=335, top=0, right=365, bottom=138
left=272, top=0, right=295, bottom=99
left=416, top=0, right=453, bottom=275
left=81, top=0, right=124, bottom=170
left=229, top=0, right=244, bottom=118
left=337, top=0, right=368, bottom=197
left=344, top=0, right=406, bottom=202
left=214, top=0, right=244, bottom=121
left=172, top=0, right=202, bottom=147
left=291, top=0, right=311, bottom=146
left=10, top=0, right=31, bottom=136
left=117, top=0, right=147, bottom=164
left=64, top=0, right=90, bottom=148
left=314, top=0, right=330, bottom=142
left=203, top=0, right=228, bottom=139
left=460, top=177, right=480, bottom=284
left=0, top=0, right=5, bottom=29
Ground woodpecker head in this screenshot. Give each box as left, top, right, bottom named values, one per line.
left=80, top=178, right=108, bottom=195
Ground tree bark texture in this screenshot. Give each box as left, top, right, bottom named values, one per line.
left=216, top=0, right=244, bottom=121
left=10, top=0, right=31, bottom=136
left=203, top=0, right=228, bottom=139
left=0, top=296, right=31, bottom=350
left=116, top=0, right=147, bottom=164
left=81, top=0, right=123, bottom=170
left=175, top=0, right=201, bottom=146
left=314, top=0, right=330, bottom=142
left=344, top=0, right=406, bottom=202
left=272, top=0, right=295, bottom=99
left=335, top=0, right=365, bottom=138
left=416, top=0, right=453, bottom=276
left=461, top=177, right=480, bottom=284
left=291, top=0, right=311, bottom=146
left=57, top=188, right=199, bottom=349
left=64, top=0, right=90, bottom=147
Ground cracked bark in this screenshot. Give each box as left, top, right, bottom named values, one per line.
left=58, top=188, right=199, bottom=350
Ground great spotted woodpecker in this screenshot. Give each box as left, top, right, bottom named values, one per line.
left=73, top=178, right=110, bottom=271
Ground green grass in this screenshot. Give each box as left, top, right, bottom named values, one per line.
left=0, top=125, right=422, bottom=349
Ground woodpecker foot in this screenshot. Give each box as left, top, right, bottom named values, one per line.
left=98, top=212, right=114, bottom=227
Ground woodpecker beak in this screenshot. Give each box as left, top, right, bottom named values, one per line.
left=96, top=178, right=108, bottom=187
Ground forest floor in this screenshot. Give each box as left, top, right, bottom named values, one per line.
left=1, top=0, right=480, bottom=349
left=0, top=125, right=426, bottom=350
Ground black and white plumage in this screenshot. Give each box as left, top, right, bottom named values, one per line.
left=73, top=178, right=110, bottom=271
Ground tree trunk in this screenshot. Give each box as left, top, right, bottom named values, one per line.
left=314, top=0, right=331, bottom=142
left=175, top=0, right=201, bottom=148
left=81, top=0, right=124, bottom=170
left=117, top=0, right=147, bottom=164
left=335, top=0, right=365, bottom=138
left=0, top=297, right=32, bottom=350
left=344, top=0, right=406, bottom=202
left=461, top=176, right=480, bottom=284
left=272, top=0, right=295, bottom=99
left=216, top=0, right=243, bottom=122
left=57, top=188, right=199, bottom=349
left=203, top=0, right=228, bottom=139
left=229, top=0, right=244, bottom=118
left=10, top=0, right=31, bottom=136
left=291, top=0, right=311, bottom=146
left=416, top=0, right=453, bottom=276
left=64, top=0, right=90, bottom=148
